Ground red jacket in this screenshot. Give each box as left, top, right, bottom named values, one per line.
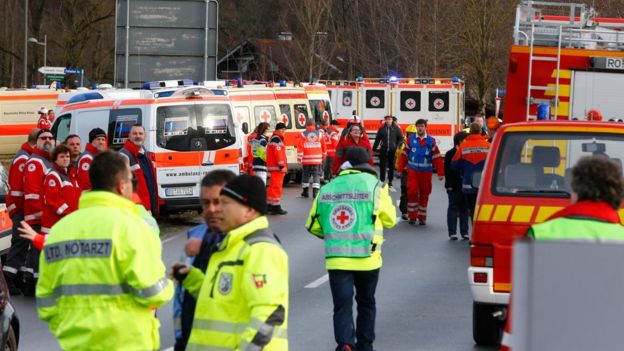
left=267, top=132, right=288, bottom=173
left=41, top=164, right=80, bottom=233
left=120, top=140, right=157, bottom=212
left=6, top=143, right=33, bottom=216
left=37, top=116, right=53, bottom=130
left=297, top=126, right=326, bottom=166
left=451, top=134, right=490, bottom=194
left=324, top=126, right=340, bottom=157
left=76, top=143, right=99, bottom=191
left=332, top=135, right=374, bottom=175
left=244, top=133, right=257, bottom=175
left=23, top=147, right=52, bottom=225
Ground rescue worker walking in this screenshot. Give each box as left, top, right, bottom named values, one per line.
left=395, top=125, right=417, bottom=220
left=76, top=128, right=106, bottom=190
left=451, top=123, right=491, bottom=225
left=250, top=122, right=271, bottom=184
left=120, top=124, right=157, bottom=214
left=445, top=132, right=470, bottom=240
left=36, top=150, right=173, bottom=351
left=333, top=124, right=373, bottom=175
left=397, top=119, right=444, bottom=225
left=267, top=122, right=288, bottom=214
left=306, top=147, right=396, bottom=351
left=501, top=155, right=624, bottom=351
left=323, top=120, right=341, bottom=182
left=173, top=170, right=235, bottom=351
left=172, top=173, right=289, bottom=350
left=22, top=128, right=54, bottom=296
left=3, top=128, right=39, bottom=295
left=298, top=119, right=326, bottom=198
left=373, top=115, right=403, bottom=186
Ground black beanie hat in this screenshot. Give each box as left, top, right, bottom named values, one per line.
left=275, top=122, right=287, bottom=130
left=346, top=147, right=370, bottom=166
left=89, top=128, right=106, bottom=143
left=220, top=174, right=267, bottom=215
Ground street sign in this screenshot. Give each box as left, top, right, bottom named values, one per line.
left=46, top=75, right=65, bottom=81
left=38, top=66, right=66, bottom=75
left=65, top=68, right=82, bottom=74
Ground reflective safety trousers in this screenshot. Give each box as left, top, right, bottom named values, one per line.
left=306, top=169, right=397, bottom=271
left=183, top=216, right=289, bottom=351
left=37, top=191, right=173, bottom=351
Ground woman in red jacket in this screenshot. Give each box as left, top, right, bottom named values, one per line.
left=332, top=124, right=373, bottom=175
left=41, top=144, right=81, bottom=234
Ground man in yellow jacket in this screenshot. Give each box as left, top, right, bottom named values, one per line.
left=306, top=147, right=396, bottom=351
left=36, top=150, right=173, bottom=351
left=172, top=173, right=289, bottom=350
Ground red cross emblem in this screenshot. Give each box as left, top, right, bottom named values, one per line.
left=298, top=113, right=306, bottom=125
left=281, top=114, right=289, bottom=124
left=405, top=98, right=416, bottom=109
left=433, top=98, right=445, bottom=109
left=343, top=96, right=351, bottom=106
left=370, top=96, right=381, bottom=107
left=330, top=204, right=356, bottom=231
left=259, top=110, right=271, bottom=122
left=323, top=111, right=329, bottom=120
left=336, top=211, right=350, bottom=224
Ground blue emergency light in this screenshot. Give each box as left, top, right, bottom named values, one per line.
left=279, top=80, right=287, bottom=87
left=67, top=92, right=104, bottom=104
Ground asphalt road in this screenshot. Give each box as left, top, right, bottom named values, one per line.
left=12, top=179, right=497, bottom=351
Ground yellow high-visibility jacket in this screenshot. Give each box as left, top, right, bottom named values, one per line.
left=183, top=216, right=289, bottom=350
left=37, top=191, right=173, bottom=351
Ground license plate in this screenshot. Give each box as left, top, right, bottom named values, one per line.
left=165, top=187, right=193, bottom=197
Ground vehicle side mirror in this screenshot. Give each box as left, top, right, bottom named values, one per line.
left=472, top=170, right=482, bottom=189
left=242, top=122, right=249, bottom=134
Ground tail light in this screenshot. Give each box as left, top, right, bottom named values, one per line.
left=471, top=244, right=494, bottom=267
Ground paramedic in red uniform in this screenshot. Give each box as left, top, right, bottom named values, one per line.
left=41, top=144, right=81, bottom=234
left=3, top=128, right=39, bottom=294
left=332, top=123, right=373, bottom=175
left=397, top=119, right=444, bottom=225
left=36, top=107, right=53, bottom=129
left=120, top=124, right=157, bottom=214
left=22, top=128, right=54, bottom=295
left=266, top=122, right=288, bottom=215
left=322, top=119, right=340, bottom=182
left=76, top=128, right=107, bottom=190
left=298, top=119, right=326, bottom=198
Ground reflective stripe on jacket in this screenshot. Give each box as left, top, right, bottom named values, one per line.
left=297, top=127, right=326, bottom=165
left=41, top=165, right=80, bottom=233
left=6, top=143, right=32, bottom=216
left=267, top=133, right=288, bottom=173
left=37, top=191, right=173, bottom=351
left=24, top=148, right=52, bottom=225
left=76, top=143, right=98, bottom=191
left=397, top=134, right=444, bottom=175
left=451, top=134, right=490, bottom=194
left=183, top=216, right=289, bottom=350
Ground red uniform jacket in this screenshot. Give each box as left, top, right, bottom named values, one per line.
left=120, top=140, right=157, bottom=212
left=6, top=143, right=32, bottom=216
left=41, top=164, right=80, bottom=233
left=244, top=133, right=257, bottom=175
left=324, top=126, right=340, bottom=158
left=332, top=135, right=374, bottom=175
left=297, top=126, right=326, bottom=166
left=267, top=132, right=288, bottom=173
left=23, top=147, right=52, bottom=225
left=37, top=116, right=53, bottom=130
left=76, top=143, right=99, bottom=191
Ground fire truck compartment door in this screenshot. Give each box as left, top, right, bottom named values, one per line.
left=570, top=71, right=624, bottom=120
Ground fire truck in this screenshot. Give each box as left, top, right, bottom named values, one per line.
left=504, top=1, right=624, bottom=123
left=322, top=77, right=465, bottom=152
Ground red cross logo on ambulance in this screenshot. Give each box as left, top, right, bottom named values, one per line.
left=433, top=98, right=445, bottom=110
left=370, top=96, right=381, bottom=107
left=322, top=111, right=330, bottom=121
left=330, top=204, right=357, bottom=232
left=259, top=110, right=271, bottom=123
left=343, top=96, right=351, bottom=106
left=405, top=98, right=416, bottom=109
left=297, top=113, right=307, bottom=125
left=281, top=113, right=289, bottom=124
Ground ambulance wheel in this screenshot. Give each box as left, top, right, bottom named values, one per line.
left=473, top=302, right=503, bottom=346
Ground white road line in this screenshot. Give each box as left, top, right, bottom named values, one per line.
left=162, top=347, right=173, bottom=351
left=162, top=233, right=183, bottom=244
left=305, top=274, right=329, bottom=288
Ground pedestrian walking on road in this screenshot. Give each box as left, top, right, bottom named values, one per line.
left=250, top=122, right=271, bottom=184
left=332, top=123, right=373, bottom=176
left=120, top=124, right=157, bottom=214
left=298, top=119, right=326, bottom=198
left=76, top=128, right=106, bottom=190
left=395, top=125, right=417, bottom=220
left=373, top=115, right=403, bottom=187
left=37, top=150, right=173, bottom=351
left=306, top=147, right=396, bottom=351
left=172, top=173, right=289, bottom=350
left=445, top=132, right=469, bottom=240
left=322, top=120, right=341, bottom=183
left=267, top=122, right=289, bottom=214
left=397, top=119, right=445, bottom=225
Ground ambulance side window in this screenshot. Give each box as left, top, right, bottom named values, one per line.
left=429, top=91, right=449, bottom=112
left=365, top=90, right=385, bottom=109
left=235, top=107, right=251, bottom=131
left=52, top=114, right=72, bottom=145
left=107, top=109, right=142, bottom=150
left=294, top=104, right=309, bottom=129
left=342, top=91, right=353, bottom=107
left=279, top=104, right=293, bottom=129
left=400, top=91, right=421, bottom=111
left=254, top=106, right=277, bottom=129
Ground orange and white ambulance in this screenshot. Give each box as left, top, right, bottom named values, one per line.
left=51, top=80, right=242, bottom=213
left=0, top=88, right=61, bottom=155
left=322, top=77, right=464, bottom=152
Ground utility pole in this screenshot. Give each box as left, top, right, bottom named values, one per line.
left=23, top=0, right=28, bottom=88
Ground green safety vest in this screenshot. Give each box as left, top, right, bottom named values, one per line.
left=316, top=172, right=383, bottom=258
left=528, top=216, right=624, bottom=241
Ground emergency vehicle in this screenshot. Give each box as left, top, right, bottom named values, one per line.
left=0, top=88, right=61, bottom=155
left=51, top=80, right=242, bottom=213
left=504, top=1, right=624, bottom=123
left=302, top=83, right=333, bottom=125
left=322, top=77, right=465, bottom=152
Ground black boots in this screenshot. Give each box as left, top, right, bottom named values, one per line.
left=312, top=188, right=319, bottom=198
left=301, top=187, right=309, bottom=198
left=269, top=205, right=288, bottom=215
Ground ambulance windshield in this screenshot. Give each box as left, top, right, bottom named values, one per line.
left=310, top=99, right=333, bottom=125
left=493, top=132, right=624, bottom=197
left=156, top=103, right=236, bottom=152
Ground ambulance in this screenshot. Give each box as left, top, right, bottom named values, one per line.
left=322, top=77, right=465, bottom=153
left=503, top=0, right=624, bottom=123
left=0, top=88, right=61, bottom=155
left=51, top=80, right=242, bottom=213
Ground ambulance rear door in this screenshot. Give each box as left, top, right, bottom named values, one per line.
left=357, top=82, right=389, bottom=134
left=423, top=84, right=455, bottom=153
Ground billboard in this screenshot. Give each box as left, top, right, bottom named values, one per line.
left=115, top=0, right=218, bottom=88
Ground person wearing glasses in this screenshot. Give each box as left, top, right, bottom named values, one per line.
left=332, top=123, right=373, bottom=176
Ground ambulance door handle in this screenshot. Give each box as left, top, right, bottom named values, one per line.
left=202, top=162, right=214, bottom=166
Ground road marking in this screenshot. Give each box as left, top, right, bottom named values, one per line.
left=305, top=273, right=329, bottom=288
left=162, top=347, right=173, bottom=351
left=162, top=233, right=183, bottom=244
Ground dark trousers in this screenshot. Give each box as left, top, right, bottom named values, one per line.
left=399, top=171, right=408, bottom=214
left=447, top=188, right=469, bottom=236
left=324, top=156, right=335, bottom=181
left=3, top=213, right=28, bottom=283
left=465, top=193, right=478, bottom=222
left=378, top=149, right=396, bottom=183
left=328, top=269, right=380, bottom=351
